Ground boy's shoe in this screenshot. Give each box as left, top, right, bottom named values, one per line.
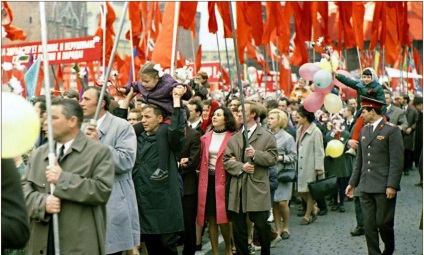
left=345, top=148, right=356, bottom=156
left=248, top=243, right=256, bottom=255
left=150, top=168, right=168, bottom=181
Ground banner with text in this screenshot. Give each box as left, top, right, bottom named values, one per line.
left=1, top=36, right=101, bottom=65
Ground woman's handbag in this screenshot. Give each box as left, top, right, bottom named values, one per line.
left=278, top=169, right=296, bottom=183
left=307, top=175, right=338, bottom=200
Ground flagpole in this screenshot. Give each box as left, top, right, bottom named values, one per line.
left=229, top=2, right=250, bottom=152
left=263, top=47, right=268, bottom=102
left=224, top=38, right=233, bottom=96
left=270, top=42, right=277, bottom=97
left=129, top=19, right=136, bottom=82
left=215, top=33, right=226, bottom=102
left=102, top=2, right=107, bottom=75
left=39, top=3, right=60, bottom=254
left=275, top=36, right=280, bottom=98
left=93, top=2, right=128, bottom=122
left=191, top=34, right=197, bottom=73
left=170, top=2, right=180, bottom=75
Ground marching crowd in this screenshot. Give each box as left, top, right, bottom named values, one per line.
left=2, top=61, right=423, bottom=255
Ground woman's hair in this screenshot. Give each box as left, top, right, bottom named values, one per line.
left=268, top=109, right=288, bottom=129
left=200, top=100, right=220, bottom=132
left=297, top=105, right=315, bottom=123
left=211, top=106, right=238, bottom=132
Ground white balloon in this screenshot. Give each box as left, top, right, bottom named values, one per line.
left=2, top=93, right=40, bottom=158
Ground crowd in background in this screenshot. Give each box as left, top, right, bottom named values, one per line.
left=3, top=63, right=423, bottom=255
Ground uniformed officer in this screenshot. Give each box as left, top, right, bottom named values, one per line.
left=346, top=96, right=404, bottom=255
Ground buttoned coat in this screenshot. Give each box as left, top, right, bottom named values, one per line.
left=386, top=104, right=408, bottom=131
left=296, top=122, right=325, bottom=192
left=224, top=126, right=278, bottom=213
left=403, top=106, right=418, bottom=150
left=132, top=108, right=185, bottom=234
left=84, top=112, right=140, bottom=254
left=22, top=131, right=114, bottom=255
left=197, top=130, right=235, bottom=226
left=349, top=119, right=404, bottom=193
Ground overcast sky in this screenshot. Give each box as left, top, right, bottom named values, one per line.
left=197, top=2, right=234, bottom=51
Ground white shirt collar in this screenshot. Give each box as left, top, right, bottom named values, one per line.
left=371, top=117, right=383, bottom=131
left=241, top=123, right=258, bottom=139
left=56, top=138, right=75, bottom=156
left=188, top=118, right=201, bottom=128
left=96, top=113, right=107, bottom=130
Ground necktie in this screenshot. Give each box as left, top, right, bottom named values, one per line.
left=57, top=145, right=65, bottom=162
left=369, top=125, right=374, bottom=135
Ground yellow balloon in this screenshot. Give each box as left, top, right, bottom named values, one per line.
left=2, top=92, right=40, bottom=158
left=325, top=140, right=344, bottom=158
left=324, top=93, right=343, bottom=114
left=330, top=55, right=339, bottom=70
left=320, top=58, right=332, bottom=72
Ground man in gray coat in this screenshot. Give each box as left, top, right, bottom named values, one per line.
left=346, top=97, right=404, bottom=255
left=22, top=98, right=114, bottom=255
left=224, top=100, right=278, bottom=255
left=384, top=90, right=408, bottom=131
left=81, top=87, right=140, bottom=255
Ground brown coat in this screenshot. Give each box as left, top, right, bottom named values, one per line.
left=224, top=126, right=278, bottom=213
left=21, top=131, right=114, bottom=255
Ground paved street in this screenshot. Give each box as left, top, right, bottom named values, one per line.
left=192, top=166, right=423, bottom=255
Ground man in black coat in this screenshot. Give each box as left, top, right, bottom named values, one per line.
left=176, top=106, right=202, bottom=255
left=400, top=94, right=418, bottom=175
left=346, top=97, right=404, bottom=255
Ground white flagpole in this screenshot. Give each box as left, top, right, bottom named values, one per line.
left=93, top=2, right=129, bottom=122
left=170, top=2, right=180, bottom=75
left=102, top=2, right=107, bottom=75
left=39, top=3, right=60, bottom=254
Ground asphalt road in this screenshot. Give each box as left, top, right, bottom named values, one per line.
left=191, top=165, right=423, bottom=255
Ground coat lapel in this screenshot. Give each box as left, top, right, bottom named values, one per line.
left=97, top=112, right=112, bottom=141
left=366, top=119, right=385, bottom=146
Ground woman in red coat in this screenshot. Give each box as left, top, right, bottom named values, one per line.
left=197, top=106, right=237, bottom=255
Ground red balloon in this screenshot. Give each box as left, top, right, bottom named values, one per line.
left=299, top=63, right=321, bottom=81
left=314, top=81, right=335, bottom=95
left=303, top=92, right=325, bottom=112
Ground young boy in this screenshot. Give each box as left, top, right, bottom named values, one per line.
left=333, top=68, right=386, bottom=155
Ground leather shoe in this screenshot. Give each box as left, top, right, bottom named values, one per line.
left=150, top=168, right=169, bottom=181
left=318, top=209, right=328, bottom=216
left=339, top=206, right=346, bottom=213
left=350, top=226, right=365, bottom=236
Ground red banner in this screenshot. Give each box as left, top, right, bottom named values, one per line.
left=1, top=36, right=101, bottom=65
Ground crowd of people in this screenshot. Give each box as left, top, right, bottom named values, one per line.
left=2, top=61, right=423, bottom=255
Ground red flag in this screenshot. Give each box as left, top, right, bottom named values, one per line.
left=337, top=2, right=356, bottom=49
left=216, top=2, right=232, bottom=38
left=208, top=2, right=218, bottom=34
left=413, top=48, right=422, bottom=75
left=151, top=2, right=176, bottom=69
left=300, top=2, right=313, bottom=43
left=179, top=2, right=197, bottom=32
left=245, top=2, right=263, bottom=46
left=196, top=44, right=202, bottom=72
left=262, top=2, right=286, bottom=45
left=236, top=2, right=251, bottom=64
left=176, top=51, right=186, bottom=69
left=279, top=64, right=292, bottom=96
left=54, top=65, right=63, bottom=97
left=4, top=25, right=27, bottom=41
left=35, top=67, right=44, bottom=98
left=369, top=2, right=386, bottom=50
left=288, top=2, right=309, bottom=66
left=2, top=2, right=13, bottom=25
left=384, top=3, right=400, bottom=65
left=125, top=2, right=143, bottom=46
left=352, top=2, right=365, bottom=50
left=221, top=66, right=230, bottom=85
left=396, top=2, right=411, bottom=47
